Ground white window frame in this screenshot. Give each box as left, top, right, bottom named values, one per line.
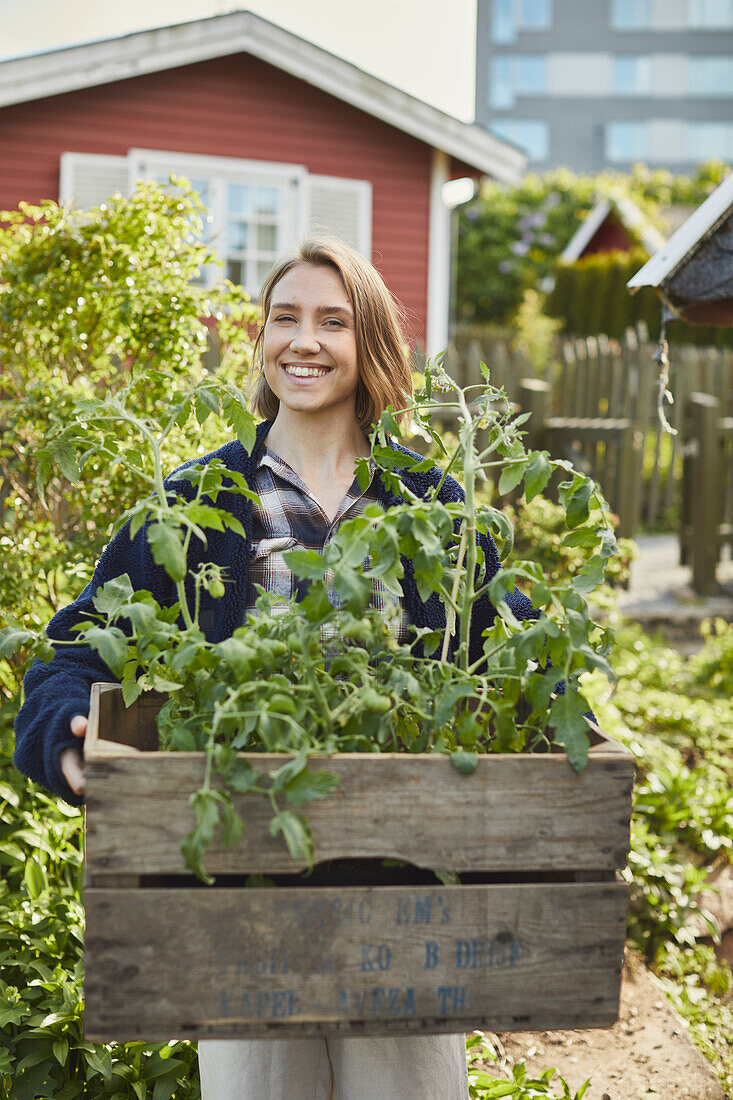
left=128, top=149, right=308, bottom=293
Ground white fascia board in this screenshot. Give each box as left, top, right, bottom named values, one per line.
left=0, top=11, right=525, bottom=185
left=628, top=169, right=733, bottom=291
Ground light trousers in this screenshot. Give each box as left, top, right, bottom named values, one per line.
left=198, top=1034, right=469, bottom=1100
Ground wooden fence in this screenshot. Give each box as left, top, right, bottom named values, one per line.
left=440, top=327, right=733, bottom=587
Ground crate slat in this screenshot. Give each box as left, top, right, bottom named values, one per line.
left=85, top=751, right=633, bottom=876
left=84, top=881, right=628, bottom=1040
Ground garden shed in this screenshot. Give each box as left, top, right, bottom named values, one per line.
left=560, top=194, right=665, bottom=264
left=0, top=9, right=524, bottom=356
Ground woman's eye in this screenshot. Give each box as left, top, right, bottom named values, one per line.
left=274, top=315, right=294, bottom=323
left=325, top=319, right=344, bottom=327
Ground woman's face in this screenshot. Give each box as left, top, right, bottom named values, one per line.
left=262, top=263, right=360, bottom=423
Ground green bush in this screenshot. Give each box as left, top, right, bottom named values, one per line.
left=547, top=248, right=731, bottom=347
left=0, top=181, right=253, bottom=1098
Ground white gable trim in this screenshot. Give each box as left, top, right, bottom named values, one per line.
left=0, top=11, right=524, bottom=184
left=628, top=170, right=733, bottom=291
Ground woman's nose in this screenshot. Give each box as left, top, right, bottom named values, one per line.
left=289, top=323, right=321, bottom=354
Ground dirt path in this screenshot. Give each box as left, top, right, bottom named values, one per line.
left=486, top=955, right=726, bottom=1099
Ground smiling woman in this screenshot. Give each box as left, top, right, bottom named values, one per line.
left=193, top=239, right=473, bottom=1097
left=12, top=233, right=533, bottom=1100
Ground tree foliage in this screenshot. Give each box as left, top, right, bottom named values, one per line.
left=456, top=160, right=730, bottom=329
left=0, top=180, right=254, bottom=1098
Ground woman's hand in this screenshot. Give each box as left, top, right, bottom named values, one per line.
left=59, top=714, right=87, bottom=796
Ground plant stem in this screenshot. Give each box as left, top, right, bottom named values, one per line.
left=441, top=525, right=467, bottom=663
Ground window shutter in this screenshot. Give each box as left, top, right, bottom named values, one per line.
left=59, top=153, right=129, bottom=208
left=307, top=175, right=372, bottom=256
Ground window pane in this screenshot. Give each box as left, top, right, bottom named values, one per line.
left=227, top=184, right=249, bottom=216
left=489, top=55, right=514, bottom=107
left=491, top=119, right=549, bottom=160
left=256, top=223, right=278, bottom=251
left=685, top=121, right=733, bottom=159
left=688, top=56, right=733, bottom=93
left=255, top=186, right=279, bottom=216
left=491, top=0, right=516, bottom=42
left=257, top=259, right=274, bottom=285
left=517, top=55, right=546, bottom=92
left=689, top=0, right=733, bottom=26
left=520, top=0, right=552, bottom=28
left=227, top=259, right=243, bottom=285
left=226, top=221, right=249, bottom=251
left=613, top=55, right=651, bottom=93
left=606, top=121, right=648, bottom=160
left=611, top=0, right=651, bottom=27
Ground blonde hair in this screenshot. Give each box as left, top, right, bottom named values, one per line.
left=251, top=236, right=413, bottom=431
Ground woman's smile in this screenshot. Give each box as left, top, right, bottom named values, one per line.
left=282, top=362, right=333, bottom=379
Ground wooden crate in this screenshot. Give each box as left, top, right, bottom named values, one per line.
left=83, top=683, right=634, bottom=1041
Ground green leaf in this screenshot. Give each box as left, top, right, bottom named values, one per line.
left=24, top=856, right=48, bottom=899
left=77, top=626, right=129, bottom=678
left=599, top=527, right=618, bottom=559
left=0, top=625, right=37, bottom=660
left=84, top=1046, right=112, bottom=1082
left=450, top=751, right=478, bottom=775
left=284, top=768, right=340, bottom=807
left=562, top=477, right=594, bottom=528
left=299, top=581, right=336, bottom=625
left=562, top=527, right=599, bottom=549
left=92, top=574, right=135, bottom=616
left=146, top=521, right=187, bottom=582
left=223, top=393, right=257, bottom=452
left=523, top=451, right=552, bottom=502
left=219, top=799, right=243, bottom=848
left=549, top=691, right=591, bottom=772
left=191, top=789, right=221, bottom=843
left=434, top=868, right=461, bottom=886
left=269, top=809, right=313, bottom=863
left=53, top=439, right=80, bottom=483
left=498, top=461, right=526, bottom=496
left=152, top=1074, right=180, bottom=1100
left=571, top=557, right=605, bottom=594
left=283, top=548, right=327, bottom=580
left=53, top=1038, right=68, bottom=1066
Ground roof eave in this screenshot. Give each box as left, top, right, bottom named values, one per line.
left=628, top=169, right=733, bottom=292
left=0, top=10, right=525, bottom=184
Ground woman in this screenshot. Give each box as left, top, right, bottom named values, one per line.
left=14, top=237, right=536, bottom=1099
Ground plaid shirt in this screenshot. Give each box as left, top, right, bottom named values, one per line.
left=245, top=446, right=409, bottom=644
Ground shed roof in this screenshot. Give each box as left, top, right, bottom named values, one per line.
left=0, top=10, right=525, bottom=184
left=628, top=170, right=733, bottom=293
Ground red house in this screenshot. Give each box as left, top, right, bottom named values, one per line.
left=0, top=10, right=524, bottom=355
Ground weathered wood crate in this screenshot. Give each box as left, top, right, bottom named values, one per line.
left=83, top=682, right=635, bottom=1041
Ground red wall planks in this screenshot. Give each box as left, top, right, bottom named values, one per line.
left=0, top=54, right=432, bottom=343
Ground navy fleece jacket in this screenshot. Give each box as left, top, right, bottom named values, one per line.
left=13, top=421, right=537, bottom=806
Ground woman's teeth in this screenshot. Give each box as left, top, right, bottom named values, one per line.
left=284, top=365, right=330, bottom=377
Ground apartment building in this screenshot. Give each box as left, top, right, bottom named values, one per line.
left=475, top=0, right=733, bottom=171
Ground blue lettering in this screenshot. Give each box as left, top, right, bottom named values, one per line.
left=414, top=896, right=432, bottom=923
left=424, top=940, right=440, bottom=969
